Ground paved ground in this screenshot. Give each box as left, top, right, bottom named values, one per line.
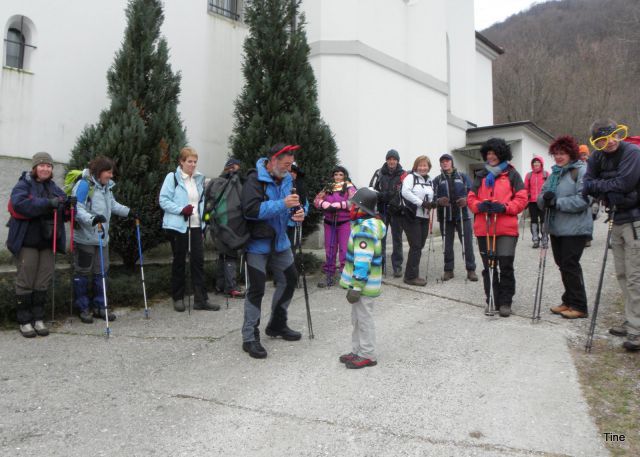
left=0, top=220, right=620, bottom=457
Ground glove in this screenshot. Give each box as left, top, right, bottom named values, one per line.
left=606, top=192, right=625, bottom=207
left=181, top=205, right=194, bottom=217
left=421, top=200, right=430, bottom=210
left=487, top=202, right=506, bottom=213
left=324, top=205, right=337, bottom=213
left=429, top=201, right=439, bottom=209
left=477, top=201, right=491, bottom=213
left=436, top=197, right=450, bottom=207
left=346, top=288, right=361, bottom=304
left=129, top=209, right=140, bottom=220
left=48, top=198, right=60, bottom=209
left=92, top=214, right=107, bottom=226
left=330, top=202, right=342, bottom=209
left=542, top=191, right=556, bottom=208
left=456, top=197, right=467, bottom=208
left=65, top=196, right=77, bottom=209
left=582, top=180, right=595, bottom=198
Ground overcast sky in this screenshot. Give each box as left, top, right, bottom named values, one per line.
left=474, top=0, right=554, bottom=30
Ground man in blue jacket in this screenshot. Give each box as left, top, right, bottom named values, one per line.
left=583, top=119, right=640, bottom=352
left=240, top=144, right=305, bottom=359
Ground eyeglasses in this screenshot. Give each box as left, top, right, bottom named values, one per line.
left=589, top=125, right=628, bottom=150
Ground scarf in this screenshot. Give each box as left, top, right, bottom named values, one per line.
left=546, top=163, right=571, bottom=193
left=484, top=161, right=509, bottom=188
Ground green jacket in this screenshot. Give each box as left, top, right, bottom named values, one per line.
left=339, top=217, right=386, bottom=297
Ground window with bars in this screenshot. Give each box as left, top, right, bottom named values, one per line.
left=208, top=0, right=241, bottom=21
left=4, top=16, right=36, bottom=71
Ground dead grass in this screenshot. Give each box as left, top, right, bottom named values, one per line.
left=572, top=299, right=640, bottom=456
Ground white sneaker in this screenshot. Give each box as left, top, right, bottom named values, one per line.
left=33, top=320, right=50, bottom=336
left=20, top=323, right=37, bottom=338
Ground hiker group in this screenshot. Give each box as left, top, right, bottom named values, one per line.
left=7, top=117, right=640, bottom=365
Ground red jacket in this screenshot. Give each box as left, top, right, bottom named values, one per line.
left=468, top=166, right=528, bottom=237
left=524, top=156, right=548, bottom=202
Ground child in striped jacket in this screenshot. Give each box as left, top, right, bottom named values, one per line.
left=339, top=187, right=387, bottom=369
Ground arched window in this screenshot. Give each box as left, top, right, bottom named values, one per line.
left=4, top=15, right=36, bottom=71
left=5, top=27, right=25, bottom=69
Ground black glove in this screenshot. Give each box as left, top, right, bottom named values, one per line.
left=92, top=215, right=107, bottom=226
left=436, top=196, right=450, bottom=207
left=456, top=197, right=467, bottom=208
left=487, top=202, right=506, bottom=214
left=324, top=205, right=337, bottom=213
left=543, top=191, right=556, bottom=208
left=129, top=209, right=140, bottom=220
left=606, top=192, right=625, bottom=207
left=346, top=288, right=361, bottom=304
left=421, top=200, right=430, bottom=210
left=429, top=201, right=439, bottom=209
left=477, top=201, right=491, bottom=213
left=48, top=198, right=60, bottom=209
left=66, top=196, right=77, bottom=209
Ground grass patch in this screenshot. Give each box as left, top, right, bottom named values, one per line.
left=572, top=298, right=640, bottom=456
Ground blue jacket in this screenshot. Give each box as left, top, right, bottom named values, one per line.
left=7, top=172, right=67, bottom=256
left=73, top=169, right=130, bottom=246
left=432, top=170, right=472, bottom=221
left=241, top=158, right=293, bottom=254
left=159, top=167, right=206, bottom=233
left=537, top=161, right=593, bottom=237
left=584, top=141, right=640, bottom=224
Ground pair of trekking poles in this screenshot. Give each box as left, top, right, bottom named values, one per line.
left=50, top=206, right=149, bottom=338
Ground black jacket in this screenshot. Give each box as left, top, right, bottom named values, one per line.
left=370, top=163, right=406, bottom=214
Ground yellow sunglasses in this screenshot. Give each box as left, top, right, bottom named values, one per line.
left=589, top=125, right=628, bottom=150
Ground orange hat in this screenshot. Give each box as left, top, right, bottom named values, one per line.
left=578, top=144, right=589, bottom=155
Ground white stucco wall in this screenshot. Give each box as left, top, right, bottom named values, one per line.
left=474, top=50, right=495, bottom=127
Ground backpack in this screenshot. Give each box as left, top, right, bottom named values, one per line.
left=64, top=170, right=94, bottom=205
left=400, top=172, right=431, bottom=215
left=204, top=173, right=250, bottom=252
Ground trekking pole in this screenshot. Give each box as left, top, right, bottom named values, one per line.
left=585, top=208, right=616, bottom=352
left=97, top=223, right=111, bottom=338
left=186, top=215, right=192, bottom=316
left=69, top=204, right=75, bottom=319
left=327, top=212, right=338, bottom=287
left=51, top=208, right=58, bottom=323
left=223, top=253, right=229, bottom=309
left=459, top=206, right=466, bottom=264
left=135, top=218, right=149, bottom=319
left=297, top=221, right=314, bottom=339
left=484, top=213, right=496, bottom=316
left=381, top=204, right=388, bottom=277
left=532, top=207, right=550, bottom=323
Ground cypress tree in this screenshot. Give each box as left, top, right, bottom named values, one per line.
left=230, top=0, right=338, bottom=230
left=69, top=0, right=186, bottom=268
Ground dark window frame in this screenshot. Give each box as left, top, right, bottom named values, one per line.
left=208, top=0, right=241, bottom=21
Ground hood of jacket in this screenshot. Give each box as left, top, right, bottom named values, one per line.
left=530, top=155, right=545, bottom=171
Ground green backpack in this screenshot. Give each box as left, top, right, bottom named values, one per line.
left=64, top=170, right=94, bottom=204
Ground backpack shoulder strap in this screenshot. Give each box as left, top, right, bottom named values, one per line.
left=570, top=168, right=579, bottom=183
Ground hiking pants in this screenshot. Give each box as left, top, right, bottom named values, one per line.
left=242, top=249, right=298, bottom=342
left=528, top=202, right=547, bottom=242
left=550, top=235, right=588, bottom=313
left=73, top=243, right=110, bottom=311
left=441, top=218, right=476, bottom=272
left=15, top=247, right=53, bottom=324
left=401, top=216, right=428, bottom=280
left=611, top=221, right=640, bottom=336
left=477, top=236, right=517, bottom=307
left=323, top=219, right=350, bottom=277
left=166, top=228, right=207, bottom=305
left=382, top=213, right=404, bottom=272
left=351, top=296, right=376, bottom=361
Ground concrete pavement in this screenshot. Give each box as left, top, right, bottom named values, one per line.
left=0, top=220, right=617, bottom=457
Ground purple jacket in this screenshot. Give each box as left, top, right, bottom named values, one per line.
left=314, top=182, right=356, bottom=224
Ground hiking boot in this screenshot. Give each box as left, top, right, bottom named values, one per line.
left=550, top=304, right=570, bottom=315
left=173, top=300, right=185, bottom=312
left=19, top=323, right=37, bottom=338
left=609, top=325, right=628, bottom=337
left=242, top=341, right=267, bottom=359
left=94, top=308, right=116, bottom=321
left=622, top=335, right=640, bottom=352
left=532, top=241, right=540, bottom=248
left=33, top=320, right=49, bottom=337
left=560, top=309, right=588, bottom=319
left=393, top=268, right=403, bottom=278
left=193, top=301, right=221, bottom=311
left=441, top=271, right=454, bottom=281
left=265, top=325, right=302, bottom=341
left=403, top=277, right=427, bottom=286
left=498, top=305, right=511, bottom=317
left=466, top=270, right=478, bottom=281
left=317, top=278, right=334, bottom=288
left=339, top=352, right=358, bottom=364
left=585, top=240, right=592, bottom=247
left=228, top=289, right=245, bottom=299
left=79, top=310, right=94, bottom=324
left=345, top=355, right=377, bottom=369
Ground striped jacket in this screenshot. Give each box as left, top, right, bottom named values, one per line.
left=339, top=217, right=386, bottom=297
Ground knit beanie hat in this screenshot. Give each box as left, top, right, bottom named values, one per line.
left=439, top=153, right=454, bottom=164
left=32, top=152, right=53, bottom=168
left=386, top=149, right=400, bottom=161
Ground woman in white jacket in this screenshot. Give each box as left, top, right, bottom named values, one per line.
left=400, top=155, right=436, bottom=286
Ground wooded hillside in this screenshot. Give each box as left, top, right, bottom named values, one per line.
left=484, top=0, right=640, bottom=143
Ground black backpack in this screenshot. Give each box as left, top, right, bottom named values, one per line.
left=204, top=173, right=250, bottom=252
